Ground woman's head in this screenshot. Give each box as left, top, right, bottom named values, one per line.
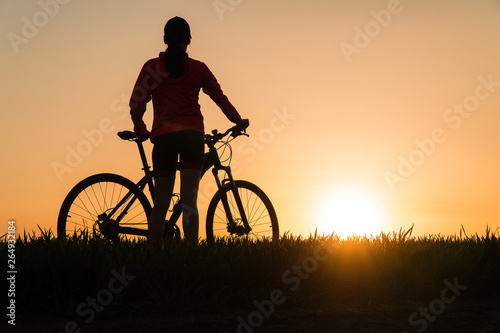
left=163, top=17, right=191, bottom=79
left=163, top=16, right=191, bottom=47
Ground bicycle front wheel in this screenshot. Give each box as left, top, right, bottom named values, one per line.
left=57, top=173, right=151, bottom=239
left=206, top=180, right=279, bottom=242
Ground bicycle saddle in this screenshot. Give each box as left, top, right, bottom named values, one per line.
left=118, top=131, right=138, bottom=141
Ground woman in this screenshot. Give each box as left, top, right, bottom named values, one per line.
left=129, top=16, right=247, bottom=242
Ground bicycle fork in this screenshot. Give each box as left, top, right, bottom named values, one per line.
left=212, top=166, right=252, bottom=236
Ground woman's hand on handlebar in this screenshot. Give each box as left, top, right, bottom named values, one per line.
left=236, top=119, right=249, bottom=132
left=138, top=133, right=150, bottom=142
left=134, top=129, right=150, bottom=142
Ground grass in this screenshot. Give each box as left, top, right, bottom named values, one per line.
left=2, top=226, right=500, bottom=331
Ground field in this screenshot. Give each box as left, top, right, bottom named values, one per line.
left=2, top=226, right=500, bottom=333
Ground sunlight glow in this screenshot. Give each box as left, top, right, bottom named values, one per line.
left=315, top=186, right=387, bottom=238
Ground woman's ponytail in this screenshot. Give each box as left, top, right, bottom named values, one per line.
left=163, top=17, right=191, bottom=79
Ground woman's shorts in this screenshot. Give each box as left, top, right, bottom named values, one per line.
left=152, top=130, right=204, bottom=178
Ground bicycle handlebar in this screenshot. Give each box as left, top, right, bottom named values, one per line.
left=118, top=119, right=249, bottom=147
left=204, top=119, right=249, bottom=147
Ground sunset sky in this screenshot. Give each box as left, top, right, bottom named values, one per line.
left=1, top=0, right=500, bottom=239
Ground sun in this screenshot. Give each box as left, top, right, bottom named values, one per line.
left=315, top=186, right=387, bottom=238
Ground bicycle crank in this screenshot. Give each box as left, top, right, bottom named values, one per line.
left=97, top=213, right=119, bottom=239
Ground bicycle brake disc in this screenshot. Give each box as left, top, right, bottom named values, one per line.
left=163, top=222, right=181, bottom=240
left=227, top=219, right=248, bottom=236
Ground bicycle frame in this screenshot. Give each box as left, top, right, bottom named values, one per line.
left=202, top=136, right=251, bottom=235
left=108, top=128, right=251, bottom=238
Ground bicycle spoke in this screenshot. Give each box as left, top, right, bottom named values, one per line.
left=58, top=174, right=151, bottom=239
left=71, top=196, right=97, bottom=220
left=121, top=206, right=148, bottom=225
left=85, top=186, right=101, bottom=219
left=208, top=182, right=277, bottom=241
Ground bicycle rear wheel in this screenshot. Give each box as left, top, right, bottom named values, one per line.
left=57, top=173, right=151, bottom=239
left=206, top=180, right=279, bottom=242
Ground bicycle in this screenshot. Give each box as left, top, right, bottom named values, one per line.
left=57, top=124, right=279, bottom=242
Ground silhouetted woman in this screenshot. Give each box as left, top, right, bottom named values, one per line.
left=129, top=16, right=247, bottom=242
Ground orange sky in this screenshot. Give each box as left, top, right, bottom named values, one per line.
left=1, top=0, right=499, bottom=239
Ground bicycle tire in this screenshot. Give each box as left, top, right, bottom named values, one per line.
left=206, top=180, right=279, bottom=242
left=57, top=173, right=152, bottom=239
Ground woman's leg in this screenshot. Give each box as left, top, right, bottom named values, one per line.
left=148, top=176, right=176, bottom=241
left=180, top=168, right=201, bottom=243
